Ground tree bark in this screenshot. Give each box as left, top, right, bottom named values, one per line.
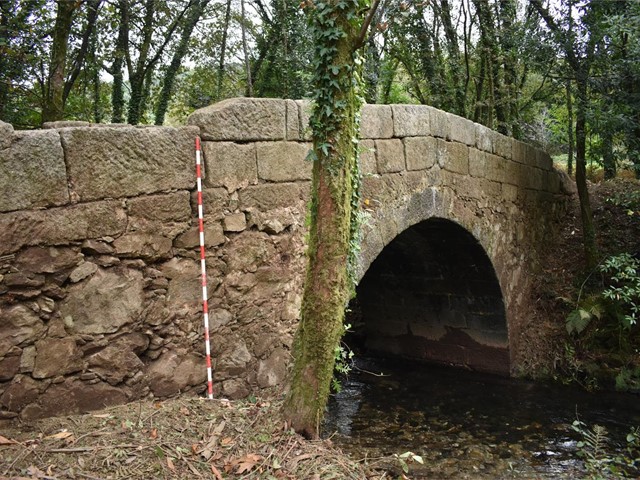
left=282, top=0, right=373, bottom=439
left=42, top=0, right=79, bottom=123
left=155, top=0, right=210, bottom=125
left=216, top=0, right=232, bottom=99
left=566, top=78, right=574, bottom=176
left=575, top=71, right=598, bottom=268
left=63, top=0, right=102, bottom=106
left=111, top=0, right=129, bottom=123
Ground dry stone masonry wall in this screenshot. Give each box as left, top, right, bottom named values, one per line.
left=0, top=98, right=571, bottom=421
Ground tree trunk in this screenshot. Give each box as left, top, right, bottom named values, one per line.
left=575, top=72, right=598, bottom=268
left=63, top=0, right=102, bottom=106
left=602, top=128, right=616, bottom=180
left=566, top=78, right=574, bottom=176
left=155, top=0, right=209, bottom=125
left=282, top=0, right=371, bottom=439
left=111, top=0, right=129, bottom=123
left=241, top=0, right=253, bottom=97
left=216, top=0, right=232, bottom=99
left=42, top=0, right=78, bottom=123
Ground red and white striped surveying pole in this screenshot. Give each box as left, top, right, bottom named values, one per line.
left=195, top=137, right=214, bottom=399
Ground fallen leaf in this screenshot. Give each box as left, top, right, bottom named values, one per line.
left=220, top=437, right=234, bottom=446
left=210, top=464, right=224, bottom=480
left=0, top=435, right=18, bottom=445
left=149, top=428, right=158, bottom=439
left=235, top=453, right=262, bottom=474
left=26, top=465, right=45, bottom=477
left=167, top=457, right=176, bottom=473
left=45, top=430, right=73, bottom=440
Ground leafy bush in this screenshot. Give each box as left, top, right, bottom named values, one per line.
left=600, top=253, right=640, bottom=329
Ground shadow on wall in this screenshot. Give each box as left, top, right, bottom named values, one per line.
left=347, top=217, right=510, bottom=376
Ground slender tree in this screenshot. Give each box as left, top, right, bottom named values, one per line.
left=154, top=0, right=211, bottom=124
left=42, top=0, right=81, bottom=123
left=282, top=0, right=379, bottom=439
left=531, top=0, right=598, bottom=267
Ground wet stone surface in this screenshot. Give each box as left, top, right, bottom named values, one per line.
left=324, top=356, right=640, bottom=479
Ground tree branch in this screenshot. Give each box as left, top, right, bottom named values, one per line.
left=353, top=0, right=381, bottom=51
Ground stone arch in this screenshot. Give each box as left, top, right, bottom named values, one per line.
left=352, top=186, right=511, bottom=375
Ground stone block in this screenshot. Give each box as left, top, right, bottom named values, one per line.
left=257, top=141, right=312, bottom=182
left=202, top=141, right=257, bottom=191
left=437, top=139, right=469, bottom=175
left=33, top=338, right=83, bottom=379
left=0, top=200, right=127, bottom=256
left=404, top=136, right=437, bottom=171
left=128, top=191, right=191, bottom=223
left=0, top=305, right=44, bottom=357
left=60, top=268, right=144, bottom=335
left=175, top=221, right=225, bottom=248
left=448, top=114, right=476, bottom=146
left=536, top=149, right=553, bottom=170
left=223, top=212, right=247, bottom=232
left=359, top=139, right=377, bottom=175
left=475, top=123, right=493, bottom=152
left=502, top=183, right=518, bottom=203
left=0, top=130, right=69, bottom=212
left=0, top=119, right=13, bottom=149
left=361, top=104, right=393, bottom=139
left=239, top=182, right=310, bottom=211
left=392, top=104, right=430, bottom=137
left=512, top=140, right=527, bottom=164
left=484, top=154, right=507, bottom=183
left=493, top=132, right=512, bottom=159
left=0, top=355, right=20, bottom=381
left=285, top=99, right=300, bottom=140
left=61, top=126, right=197, bottom=201
left=375, top=139, right=405, bottom=173
left=43, top=121, right=90, bottom=129
left=21, top=379, right=127, bottom=420
left=545, top=170, right=562, bottom=193
left=469, top=148, right=487, bottom=178
left=188, top=98, right=287, bottom=141
left=296, top=100, right=312, bottom=141
left=192, top=187, right=228, bottom=219
left=15, top=246, right=82, bottom=274
left=504, top=160, right=522, bottom=186
left=113, top=232, right=173, bottom=260
left=429, top=107, right=450, bottom=139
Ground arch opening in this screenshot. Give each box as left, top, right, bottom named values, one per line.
left=348, top=218, right=510, bottom=375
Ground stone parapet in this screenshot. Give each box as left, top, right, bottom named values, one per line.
left=0, top=99, right=569, bottom=422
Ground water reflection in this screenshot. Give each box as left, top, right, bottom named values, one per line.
left=324, top=357, right=640, bottom=478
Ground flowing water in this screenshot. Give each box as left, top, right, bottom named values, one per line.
left=324, top=356, right=640, bottom=479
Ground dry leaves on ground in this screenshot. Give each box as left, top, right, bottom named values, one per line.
left=0, top=397, right=393, bottom=479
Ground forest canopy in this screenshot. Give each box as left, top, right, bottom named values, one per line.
left=1, top=0, right=639, bottom=177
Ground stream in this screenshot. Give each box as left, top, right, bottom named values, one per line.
left=324, top=356, right=640, bottom=479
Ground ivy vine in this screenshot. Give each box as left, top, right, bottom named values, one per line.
left=304, top=0, right=369, bottom=292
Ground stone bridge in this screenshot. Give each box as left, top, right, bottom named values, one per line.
left=0, top=98, right=570, bottom=420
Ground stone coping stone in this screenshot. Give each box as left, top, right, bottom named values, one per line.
left=188, top=98, right=287, bottom=141
left=0, top=130, right=69, bottom=212
left=61, top=125, right=198, bottom=201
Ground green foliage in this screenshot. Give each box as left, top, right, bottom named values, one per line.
left=572, top=420, right=640, bottom=478
left=392, top=451, right=424, bottom=474
left=615, top=367, right=640, bottom=394
left=600, top=253, right=640, bottom=329
left=566, top=300, right=602, bottom=335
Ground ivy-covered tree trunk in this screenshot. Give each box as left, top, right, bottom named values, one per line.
left=282, top=0, right=373, bottom=439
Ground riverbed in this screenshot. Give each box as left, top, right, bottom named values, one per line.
left=324, top=356, right=640, bottom=478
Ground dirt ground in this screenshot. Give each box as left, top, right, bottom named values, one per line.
left=2, top=177, right=639, bottom=480
left=0, top=396, right=407, bottom=479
